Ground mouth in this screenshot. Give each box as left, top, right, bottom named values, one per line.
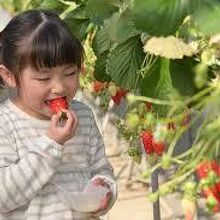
left=44, top=96, right=67, bottom=105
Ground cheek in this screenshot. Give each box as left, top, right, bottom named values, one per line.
left=23, top=83, right=47, bottom=101
left=67, top=77, right=79, bottom=91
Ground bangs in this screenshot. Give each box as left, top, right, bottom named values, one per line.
left=20, top=22, right=83, bottom=71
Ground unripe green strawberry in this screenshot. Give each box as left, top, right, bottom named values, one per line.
left=127, top=146, right=142, bottom=164
left=145, top=112, right=155, bottom=123
left=161, top=154, right=172, bottom=169
left=138, top=102, right=146, bottom=117
left=201, top=49, right=214, bottom=64
left=126, top=93, right=136, bottom=104
left=126, top=113, right=140, bottom=129
left=194, top=62, right=208, bottom=89
left=182, top=181, right=197, bottom=199
left=127, top=146, right=137, bottom=157
left=153, top=123, right=168, bottom=143
left=108, top=83, right=117, bottom=96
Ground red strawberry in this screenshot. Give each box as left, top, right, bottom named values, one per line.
left=140, top=131, right=154, bottom=154
left=196, top=160, right=220, bottom=179
left=49, top=97, right=69, bottom=114
left=216, top=182, right=220, bottom=192
left=92, top=81, right=106, bottom=94
left=152, top=141, right=165, bottom=156
left=111, top=88, right=127, bottom=105
left=202, top=185, right=220, bottom=202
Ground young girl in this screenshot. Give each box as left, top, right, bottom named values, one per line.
left=0, top=9, right=116, bottom=220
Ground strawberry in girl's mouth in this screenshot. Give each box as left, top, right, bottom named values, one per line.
left=47, top=97, right=69, bottom=119
left=48, top=97, right=69, bottom=113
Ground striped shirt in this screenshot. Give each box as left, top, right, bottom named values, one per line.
left=0, top=99, right=117, bottom=220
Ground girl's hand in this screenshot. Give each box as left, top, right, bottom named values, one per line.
left=92, top=178, right=112, bottom=212
left=47, top=109, right=78, bottom=145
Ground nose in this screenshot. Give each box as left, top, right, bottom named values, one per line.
left=51, top=78, right=66, bottom=95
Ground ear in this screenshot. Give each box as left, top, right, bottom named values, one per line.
left=0, top=65, right=16, bottom=88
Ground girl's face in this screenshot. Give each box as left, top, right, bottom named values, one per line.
left=14, top=64, right=79, bottom=120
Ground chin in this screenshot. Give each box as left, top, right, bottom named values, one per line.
left=37, top=110, right=52, bottom=120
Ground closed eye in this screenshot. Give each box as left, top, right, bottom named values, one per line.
left=35, top=78, right=50, bottom=81
left=65, top=71, right=76, bottom=76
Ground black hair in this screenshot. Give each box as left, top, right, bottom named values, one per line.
left=0, top=9, right=84, bottom=86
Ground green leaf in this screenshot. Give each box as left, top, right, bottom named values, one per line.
left=140, top=59, right=161, bottom=98
left=170, top=58, right=198, bottom=96
left=140, top=57, right=198, bottom=115
left=85, top=0, right=118, bottom=25
left=64, top=6, right=90, bottom=41
left=92, top=10, right=138, bottom=56
left=141, top=59, right=173, bottom=99
left=26, top=0, right=42, bottom=9
left=140, top=58, right=174, bottom=115
left=185, top=0, right=219, bottom=14
left=64, top=5, right=88, bottom=19
left=64, top=14, right=90, bottom=40
left=105, top=0, right=128, bottom=8
left=141, top=58, right=197, bottom=98
left=107, top=36, right=145, bottom=89
left=132, top=0, right=187, bottom=36
left=155, top=59, right=173, bottom=99
left=94, top=51, right=112, bottom=82
left=92, top=26, right=112, bottom=56
left=13, top=0, right=23, bottom=12
left=38, top=0, right=68, bottom=14
left=103, top=11, right=141, bottom=44
left=193, top=2, right=220, bottom=35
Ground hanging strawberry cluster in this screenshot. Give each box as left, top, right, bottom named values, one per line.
left=140, top=130, right=165, bottom=156
left=116, top=96, right=194, bottom=165
left=80, top=71, right=128, bottom=111
left=196, top=160, right=220, bottom=212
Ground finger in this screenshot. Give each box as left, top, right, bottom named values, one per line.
left=50, top=111, right=62, bottom=127
left=100, top=192, right=112, bottom=210
left=92, top=179, right=110, bottom=190
left=61, top=110, right=78, bottom=130
left=92, top=178, right=103, bottom=186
